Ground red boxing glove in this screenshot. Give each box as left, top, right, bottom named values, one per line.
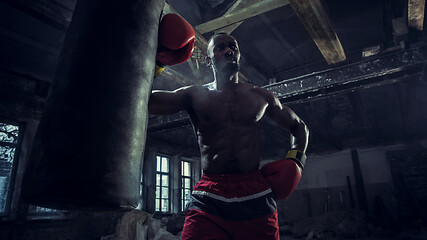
left=155, top=14, right=195, bottom=77
left=261, top=150, right=306, bottom=201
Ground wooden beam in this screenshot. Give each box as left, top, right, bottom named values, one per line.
left=215, top=22, right=243, bottom=34
left=195, top=0, right=290, bottom=34
left=408, top=0, right=425, bottom=31
left=3, top=0, right=73, bottom=30
left=289, top=0, right=346, bottom=65
left=215, top=0, right=257, bottom=34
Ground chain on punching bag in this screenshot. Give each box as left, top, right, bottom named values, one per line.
left=21, top=0, right=165, bottom=210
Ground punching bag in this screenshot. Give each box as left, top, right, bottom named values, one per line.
left=21, top=0, right=165, bottom=210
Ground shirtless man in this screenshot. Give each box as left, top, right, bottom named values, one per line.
left=148, top=33, right=309, bottom=240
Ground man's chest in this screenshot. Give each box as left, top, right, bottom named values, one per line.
left=192, top=89, right=268, bottom=125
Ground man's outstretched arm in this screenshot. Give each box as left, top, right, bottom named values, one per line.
left=148, top=86, right=194, bottom=115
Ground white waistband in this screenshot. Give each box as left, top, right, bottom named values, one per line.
left=191, top=188, right=272, bottom=203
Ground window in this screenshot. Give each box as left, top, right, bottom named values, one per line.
left=155, top=155, right=170, bottom=212
left=181, top=160, right=192, bottom=211
left=0, top=121, right=20, bottom=215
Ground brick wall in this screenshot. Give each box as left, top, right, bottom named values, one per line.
left=387, top=146, right=427, bottom=227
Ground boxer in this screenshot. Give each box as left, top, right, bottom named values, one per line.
left=149, top=31, right=309, bottom=239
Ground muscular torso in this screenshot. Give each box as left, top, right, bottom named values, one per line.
left=186, top=83, right=268, bottom=174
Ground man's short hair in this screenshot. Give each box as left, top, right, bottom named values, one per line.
left=207, top=32, right=231, bottom=54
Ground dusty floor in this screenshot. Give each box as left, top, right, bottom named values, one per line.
left=279, top=234, right=426, bottom=240
left=279, top=237, right=397, bottom=240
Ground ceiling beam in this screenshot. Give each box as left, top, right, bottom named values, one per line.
left=195, top=0, right=290, bottom=34
left=215, top=0, right=258, bottom=34
left=0, top=69, right=49, bottom=120
left=408, top=0, right=425, bottom=31
left=288, top=0, right=346, bottom=65
left=3, top=0, right=73, bottom=30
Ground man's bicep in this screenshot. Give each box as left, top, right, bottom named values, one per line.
left=267, top=104, right=300, bottom=132
left=260, top=89, right=298, bottom=131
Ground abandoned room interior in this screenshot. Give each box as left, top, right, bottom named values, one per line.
left=1, top=0, right=427, bottom=239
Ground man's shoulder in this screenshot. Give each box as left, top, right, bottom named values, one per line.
left=246, top=84, right=275, bottom=99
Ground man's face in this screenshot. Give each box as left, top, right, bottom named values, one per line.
left=207, top=34, right=241, bottom=75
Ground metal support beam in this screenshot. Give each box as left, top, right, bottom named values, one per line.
left=148, top=112, right=191, bottom=133
left=148, top=46, right=427, bottom=132
left=265, top=46, right=427, bottom=104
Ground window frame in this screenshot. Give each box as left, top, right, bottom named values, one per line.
left=155, top=154, right=171, bottom=213
left=0, top=117, right=24, bottom=217
left=181, top=159, right=193, bottom=212
left=26, top=204, right=69, bottom=220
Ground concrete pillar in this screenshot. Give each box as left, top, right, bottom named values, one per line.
left=143, top=148, right=157, bottom=213
left=351, top=149, right=369, bottom=213
left=170, top=154, right=181, bottom=213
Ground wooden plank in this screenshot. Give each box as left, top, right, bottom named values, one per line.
left=289, top=0, right=346, bottom=65
left=408, top=0, right=425, bottom=31
left=195, top=0, right=290, bottom=34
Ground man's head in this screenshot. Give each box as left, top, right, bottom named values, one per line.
left=206, top=33, right=241, bottom=77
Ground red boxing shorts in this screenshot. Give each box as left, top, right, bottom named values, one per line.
left=181, top=170, right=279, bottom=240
